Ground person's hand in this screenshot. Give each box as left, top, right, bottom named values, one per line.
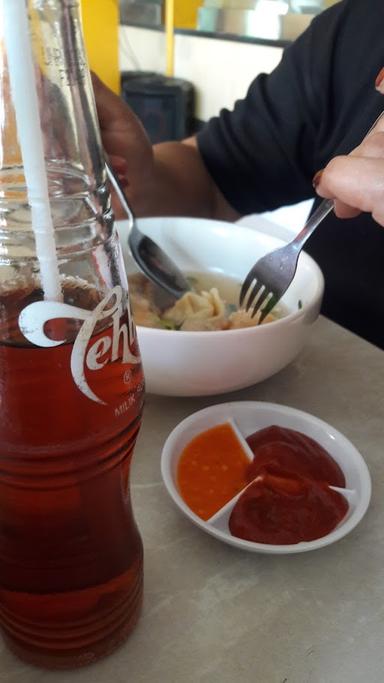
left=92, top=73, right=154, bottom=218
left=314, top=115, right=384, bottom=227
left=92, top=73, right=239, bottom=220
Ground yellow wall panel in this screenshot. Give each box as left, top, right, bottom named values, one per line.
left=80, top=0, right=120, bottom=94
left=174, top=0, right=200, bottom=29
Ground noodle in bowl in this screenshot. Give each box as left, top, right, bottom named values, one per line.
left=118, top=217, right=324, bottom=397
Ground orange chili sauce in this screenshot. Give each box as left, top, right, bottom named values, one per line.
left=177, top=422, right=250, bottom=520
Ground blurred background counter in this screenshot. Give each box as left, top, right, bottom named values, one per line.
left=119, top=25, right=284, bottom=125
left=80, top=1, right=341, bottom=138
left=119, top=0, right=340, bottom=38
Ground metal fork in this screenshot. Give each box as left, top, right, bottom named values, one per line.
left=240, top=110, right=384, bottom=322
left=239, top=197, right=333, bottom=321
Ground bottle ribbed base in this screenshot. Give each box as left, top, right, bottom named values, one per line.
left=1, top=563, right=143, bottom=670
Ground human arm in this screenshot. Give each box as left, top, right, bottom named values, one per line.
left=196, top=0, right=384, bottom=216
left=94, top=0, right=383, bottom=222
left=93, top=0, right=343, bottom=223
left=92, top=74, right=239, bottom=220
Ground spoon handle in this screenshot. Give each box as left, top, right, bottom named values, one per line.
left=105, top=161, right=135, bottom=230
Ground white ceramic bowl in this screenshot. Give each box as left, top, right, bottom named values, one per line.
left=161, top=401, right=372, bottom=554
left=118, top=216, right=324, bottom=397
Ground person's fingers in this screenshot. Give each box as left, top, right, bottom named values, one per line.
left=318, top=133, right=384, bottom=219
left=313, top=68, right=384, bottom=224
left=91, top=72, right=129, bottom=132
left=92, top=74, right=132, bottom=158
left=332, top=201, right=361, bottom=220
left=91, top=72, right=154, bottom=206
left=351, top=131, right=384, bottom=159
left=107, top=154, right=129, bottom=186
left=375, top=66, right=384, bottom=94
left=316, top=155, right=384, bottom=225
left=91, top=72, right=149, bottom=159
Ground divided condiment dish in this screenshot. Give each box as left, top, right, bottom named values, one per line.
left=161, top=401, right=371, bottom=554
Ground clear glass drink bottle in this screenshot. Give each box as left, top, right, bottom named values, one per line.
left=0, top=0, right=145, bottom=669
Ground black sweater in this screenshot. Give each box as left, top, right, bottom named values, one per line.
left=197, top=0, right=384, bottom=349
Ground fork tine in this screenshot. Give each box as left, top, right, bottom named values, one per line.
left=239, top=270, right=256, bottom=307
left=244, top=280, right=265, bottom=312
left=249, top=287, right=271, bottom=318
left=258, top=293, right=279, bottom=323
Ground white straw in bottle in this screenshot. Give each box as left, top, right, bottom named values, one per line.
left=2, top=0, right=62, bottom=301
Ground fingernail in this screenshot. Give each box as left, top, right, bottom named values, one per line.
left=117, top=174, right=129, bottom=188
left=113, top=159, right=129, bottom=174
left=312, top=169, right=323, bottom=189
left=375, top=67, right=384, bottom=94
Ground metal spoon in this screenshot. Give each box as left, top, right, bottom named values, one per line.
left=105, top=162, right=191, bottom=299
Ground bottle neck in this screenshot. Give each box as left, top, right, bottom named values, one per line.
left=0, top=0, right=112, bottom=259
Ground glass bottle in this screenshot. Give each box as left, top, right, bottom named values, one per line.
left=0, top=0, right=145, bottom=669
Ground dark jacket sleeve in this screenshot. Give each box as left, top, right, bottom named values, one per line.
left=196, top=0, right=382, bottom=215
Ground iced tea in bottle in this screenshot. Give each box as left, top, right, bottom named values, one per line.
left=0, top=0, right=145, bottom=669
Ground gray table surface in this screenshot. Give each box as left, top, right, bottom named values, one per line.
left=2, top=316, right=383, bottom=683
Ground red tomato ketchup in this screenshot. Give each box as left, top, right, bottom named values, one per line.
left=229, top=471, right=348, bottom=544
left=246, top=426, right=345, bottom=487
left=229, top=425, right=348, bottom=544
